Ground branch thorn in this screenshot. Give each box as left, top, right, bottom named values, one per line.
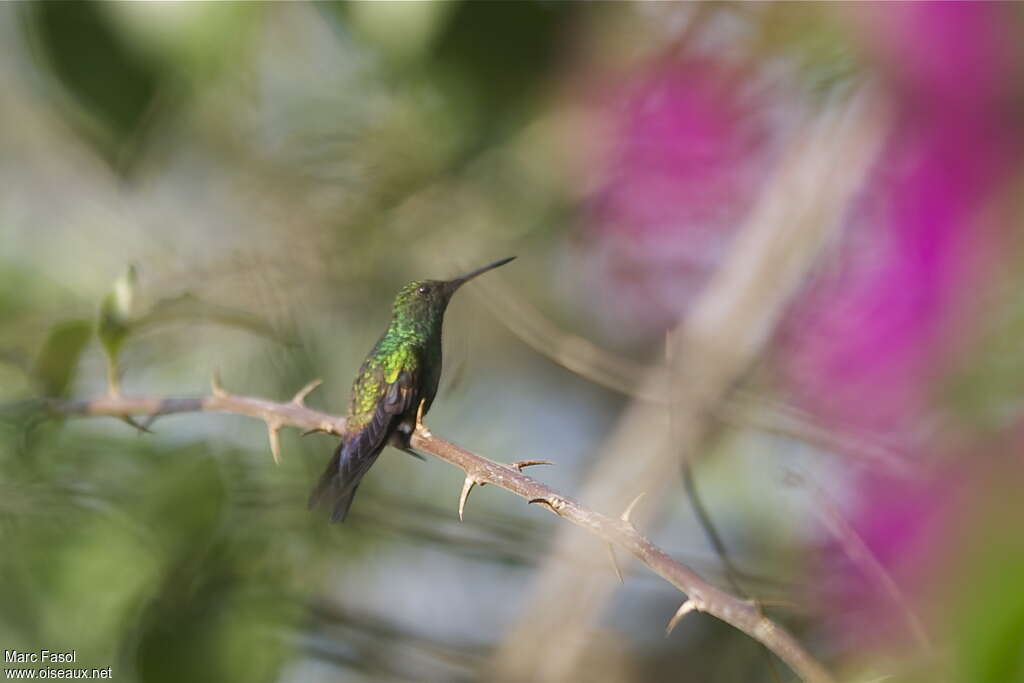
left=527, top=496, right=566, bottom=515
left=302, top=421, right=343, bottom=437
left=210, top=369, right=227, bottom=397
left=120, top=415, right=154, bottom=434
left=511, top=460, right=553, bottom=472
left=620, top=492, right=646, bottom=525
left=292, top=378, right=323, bottom=406
left=458, top=475, right=481, bottom=521
left=138, top=412, right=163, bottom=433
left=267, top=420, right=283, bottom=465
left=666, top=599, right=701, bottom=636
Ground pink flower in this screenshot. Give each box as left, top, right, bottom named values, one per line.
left=787, top=2, right=1024, bottom=650
left=780, top=2, right=1024, bottom=446
left=856, top=2, right=1020, bottom=117
left=578, top=59, right=783, bottom=337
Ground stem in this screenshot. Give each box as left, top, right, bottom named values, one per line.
left=49, top=390, right=835, bottom=683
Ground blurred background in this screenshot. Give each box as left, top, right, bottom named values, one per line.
left=2, top=2, right=1023, bottom=682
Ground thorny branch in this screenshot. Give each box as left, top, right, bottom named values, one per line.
left=49, top=385, right=835, bottom=683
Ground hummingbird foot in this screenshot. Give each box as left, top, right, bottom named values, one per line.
left=413, top=399, right=432, bottom=439
left=665, top=598, right=704, bottom=636
left=400, top=447, right=426, bottom=462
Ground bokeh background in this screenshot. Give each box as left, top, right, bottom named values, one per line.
left=2, top=3, right=1024, bottom=682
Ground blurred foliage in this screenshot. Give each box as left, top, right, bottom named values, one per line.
left=941, top=471, right=1024, bottom=683
left=31, top=319, right=92, bottom=398
left=21, top=2, right=172, bottom=174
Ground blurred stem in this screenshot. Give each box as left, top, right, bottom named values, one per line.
left=682, top=460, right=785, bottom=683
left=681, top=461, right=745, bottom=596
left=789, top=470, right=933, bottom=654
left=49, top=388, right=836, bottom=683
left=105, top=353, right=122, bottom=397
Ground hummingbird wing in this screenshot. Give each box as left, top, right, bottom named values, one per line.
left=309, top=354, right=421, bottom=522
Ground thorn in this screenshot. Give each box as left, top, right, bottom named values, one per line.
left=302, top=421, right=342, bottom=437
left=267, top=420, right=282, bottom=465
left=458, top=476, right=478, bottom=521
left=620, top=492, right=647, bottom=524
left=666, top=599, right=700, bottom=636
left=414, top=398, right=432, bottom=438
left=607, top=544, right=624, bottom=583
left=210, top=369, right=227, bottom=397
left=138, top=412, right=163, bottom=432
left=510, top=460, right=553, bottom=471
left=527, top=497, right=565, bottom=515
left=292, top=378, right=323, bottom=406
left=120, top=415, right=153, bottom=434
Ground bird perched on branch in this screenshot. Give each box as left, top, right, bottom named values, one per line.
left=310, top=257, right=516, bottom=522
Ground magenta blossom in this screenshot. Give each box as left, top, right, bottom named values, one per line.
left=819, top=468, right=964, bottom=649
left=786, top=2, right=1024, bottom=651
left=780, top=2, right=1024, bottom=447
left=578, top=59, right=783, bottom=338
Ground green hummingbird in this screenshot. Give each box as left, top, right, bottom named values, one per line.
left=310, top=257, right=516, bottom=522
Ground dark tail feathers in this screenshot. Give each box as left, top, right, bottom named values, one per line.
left=308, top=443, right=360, bottom=523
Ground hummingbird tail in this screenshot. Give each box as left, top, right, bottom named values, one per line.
left=308, top=441, right=366, bottom=523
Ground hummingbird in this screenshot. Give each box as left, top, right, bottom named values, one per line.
left=309, top=257, right=516, bottom=522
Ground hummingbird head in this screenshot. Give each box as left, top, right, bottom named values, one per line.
left=391, top=257, right=516, bottom=327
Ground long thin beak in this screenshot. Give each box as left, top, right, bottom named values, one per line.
left=445, top=256, right=516, bottom=294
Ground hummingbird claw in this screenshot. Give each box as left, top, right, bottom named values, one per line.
left=620, top=492, right=646, bottom=526
left=401, top=447, right=426, bottom=461
left=292, top=378, right=323, bottom=407
left=414, top=399, right=431, bottom=438
left=665, top=599, right=701, bottom=636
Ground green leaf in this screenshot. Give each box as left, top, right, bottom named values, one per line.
left=31, top=319, right=93, bottom=397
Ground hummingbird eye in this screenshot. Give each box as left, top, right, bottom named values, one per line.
left=417, top=285, right=429, bottom=295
